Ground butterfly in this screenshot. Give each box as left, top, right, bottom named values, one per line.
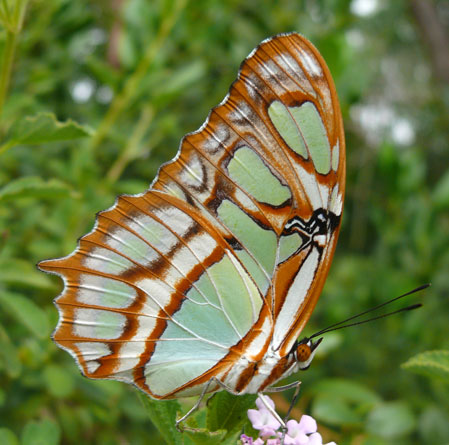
left=39, top=32, right=345, bottom=403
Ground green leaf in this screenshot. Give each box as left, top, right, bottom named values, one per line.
left=206, top=392, right=257, bottom=441
left=220, top=429, right=244, bottom=445
left=43, top=364, right=75, bottom=398
left=21, top=419, right=61, bottom=445
left=0, top=177, right=78, bottom=202
left=310, top=378, right=381, bottom=427
left=93, top=379, right=125, bottom=398
left=418, top=405, right=449, bottom=444
left=158, top=61, right=206, bottom=96
left=0, top=428, right=19, bottom=445
left=312, top=378, right=381, bottom=406
left=366, top=401, right=415, bottom=439
left=0, top=291, right=50, bottom=339
left=360, top=438, right=389, bottom=445
left=183, top=428, right=227, bottom=444
left=138, top=393, right=183, bottom=445
left=1, top=112, right=92, bottom=152
left=0, top=324, right=22, bottom=378
left=312, top=393, right=363, bottom=427
left=433, top=169, right=449, bottom=208
left=402, top=350, right=449, bottom=382
left=0, top=258, right=54, bottom=290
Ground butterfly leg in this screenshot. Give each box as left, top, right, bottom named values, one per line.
left=211, top=377, right=244, bottom=395
left=257, top=393, right=286, bottom=429
left=265, top=380, right=302, bottom=421
left=212, top=381, right=289, bottom=440
left=175, top=377, right=242, bottom=430
left=265, top=380, right=301, bottom=393
left=283, top=381, right=302, bottom=422
left=265, top=381, right=302, bottom=444
left=213, top=379, right=287, bottom=427
left=175, top=379, right=217, bottom=430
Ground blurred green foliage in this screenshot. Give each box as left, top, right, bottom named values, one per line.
left=1, top=0, right=448, bottom=444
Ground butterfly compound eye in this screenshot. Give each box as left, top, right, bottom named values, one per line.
left=296, top=343, right=312, bottom=362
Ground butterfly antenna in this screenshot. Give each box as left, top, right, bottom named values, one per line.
left=310, top=303, right=422, bottom=338
left=309, top=284, right=430, bottom=339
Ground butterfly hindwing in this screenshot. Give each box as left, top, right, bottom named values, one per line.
left=39, top=32, right=344, bottom=398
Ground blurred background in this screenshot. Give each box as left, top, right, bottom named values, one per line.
left=1, top=0, right=448, bottom=444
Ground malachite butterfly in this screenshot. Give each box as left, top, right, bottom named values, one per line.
left=39, top=32, right=345, bottom=400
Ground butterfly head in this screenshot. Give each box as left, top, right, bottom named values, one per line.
left=294, top=337, right=323, bottom=370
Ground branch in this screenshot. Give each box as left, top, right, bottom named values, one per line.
left=410, top=0, right=449, bottom=84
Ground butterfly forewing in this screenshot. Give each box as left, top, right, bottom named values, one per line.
left=39, top=32, right=344, bottom=399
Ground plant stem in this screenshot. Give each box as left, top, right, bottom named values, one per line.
left=0, top=0, right=29, bottom=127
left=0, top=29, right=17, bottom=122
left=0, top=0, right=11, bottom=24
left=106, top=104, right=154, bottom=183
left=90, top=0, right=187, bottom=151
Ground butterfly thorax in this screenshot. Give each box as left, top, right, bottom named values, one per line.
left=221, top=336, right=321, bottom=394
left=221, top=345, right=295, bottom=394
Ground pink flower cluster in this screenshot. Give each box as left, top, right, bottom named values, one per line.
left=241, top=396, right=336, bottom=445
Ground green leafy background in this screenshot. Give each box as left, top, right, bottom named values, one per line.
left=1, top=0, right=448, bottom=444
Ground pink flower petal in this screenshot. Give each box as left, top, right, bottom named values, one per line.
left=286, top=419, right=300, bottom=434
left=283, top=435, right=295, bottom=445
left=284, top=433, right=309, bottom=445
left=240, top=434, right=254, bottom=444
left=260, top=426, right=279, bottom=438
left=248, top=409, right=264, bottom=428
left=248, top=406, right=281, bottom=432
left=298, top=415, right=317, bottom=434
left=307, top=432, right=324, bottom=445
left=256, top=395, right=276, bottom=411
left=282, top=422, right=308, bottom=445
left=286, top=420, right=306, bottom=440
